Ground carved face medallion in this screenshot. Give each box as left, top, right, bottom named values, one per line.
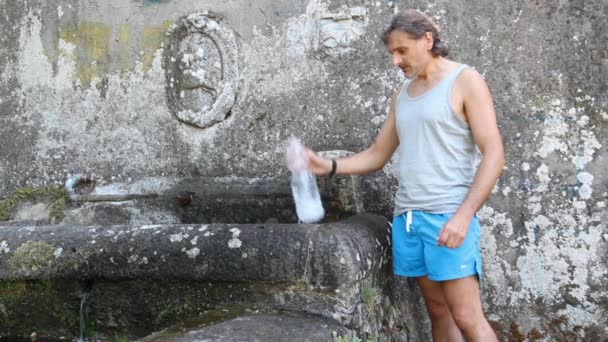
left=165, top=12, right=239, bottom=128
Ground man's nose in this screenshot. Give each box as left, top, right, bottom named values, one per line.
left=392, top=55, right=401, bottom=67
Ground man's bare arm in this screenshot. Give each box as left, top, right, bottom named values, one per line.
left=307, top=85, right=402, bottom=176
left=438, top=69, right=505, bottom=248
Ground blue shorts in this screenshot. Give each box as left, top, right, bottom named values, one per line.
left=392, top=211, right=483, bottom=282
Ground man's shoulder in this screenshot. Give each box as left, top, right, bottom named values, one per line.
left=457, top=65, right=483, bottom=81
left=455, top=66, right=487, bottom=93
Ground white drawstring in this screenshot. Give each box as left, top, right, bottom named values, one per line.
left=405, top=211, right=412, bottom=233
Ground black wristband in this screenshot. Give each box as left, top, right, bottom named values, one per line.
left=328, top=159, right=337, bottom=178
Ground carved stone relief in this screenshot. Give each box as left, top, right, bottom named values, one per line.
left=165, top=12, right=239, bottom=128
left=315, top=7, right=368, bottom=57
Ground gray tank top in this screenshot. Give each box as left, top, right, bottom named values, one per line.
left=393, top=64, right=479, bottom=215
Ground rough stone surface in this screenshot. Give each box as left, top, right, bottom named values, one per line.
left=0, top=215, right=394, bottom=340
left=139, top=313, right=343, bottom=342
left=0, top=0, right=607, bottom=340
left=0, top=215, right=389, bottom=287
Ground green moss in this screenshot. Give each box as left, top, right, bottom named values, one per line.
left=0, top=279, right=81, bottom=337
left=0, top=281, right=25, bottom=327
left=333, top=336, right=378, bottom=342
left=334, top=337, right=353, bottom=342
left=49, top=196, right=68, bottom=223
left=0, top=281, right=27, bottom=299
left=0, top=280, right=27, bottom=325
left=31, top=278, right=55, bottom=293
left=0, top=198, right=16, bottom=221
left=111, top=337, right=133, bottom=342
left=9, top=241, right=56, bottom=273
left=0, top=185, right=68, bottom=223
left=361, top=284, right=380, bottom=307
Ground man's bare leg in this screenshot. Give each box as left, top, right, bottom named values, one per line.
left=418, top=276, right=464, bottom=342
left=441, top=275, right=498, bottom=341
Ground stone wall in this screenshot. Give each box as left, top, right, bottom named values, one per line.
left=1, top=0, right=607, bottom=340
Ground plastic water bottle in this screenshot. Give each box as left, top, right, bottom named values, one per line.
left=286, top=137, right=325, bottom=223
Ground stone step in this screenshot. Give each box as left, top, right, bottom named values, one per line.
left=139, top=312, right=344, bottom=342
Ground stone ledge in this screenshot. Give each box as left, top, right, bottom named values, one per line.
left=139, top=312, right=344, bottom=342
left=0, top=214, right=391, bottom=338
left=0, top=214, right=389, bottom=288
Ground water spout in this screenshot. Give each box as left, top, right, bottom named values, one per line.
left=65, top=174, right=96, bottom=200
left=64, top=174, right=158, bottom=202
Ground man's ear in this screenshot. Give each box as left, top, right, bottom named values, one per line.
left=425, top=31, right=434, bottom=51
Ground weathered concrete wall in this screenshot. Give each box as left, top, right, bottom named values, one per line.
left=0, top=0, right=607, bottom=340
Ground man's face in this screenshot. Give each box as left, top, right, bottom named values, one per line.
left=387, top=30, right=433, bottom=79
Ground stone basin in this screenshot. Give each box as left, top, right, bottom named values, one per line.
left=0, top=214, right=391, bottom=341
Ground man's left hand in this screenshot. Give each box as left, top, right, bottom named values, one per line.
left=437, top=214, right=471, bottom=248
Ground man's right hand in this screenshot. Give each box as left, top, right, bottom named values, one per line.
left=305, top=149, right=334, bottom=176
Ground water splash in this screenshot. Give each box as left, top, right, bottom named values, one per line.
left=77, top=287, right=89, bottom=342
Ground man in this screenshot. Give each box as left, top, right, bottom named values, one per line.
left=306, top=10, right=504, bottom=342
